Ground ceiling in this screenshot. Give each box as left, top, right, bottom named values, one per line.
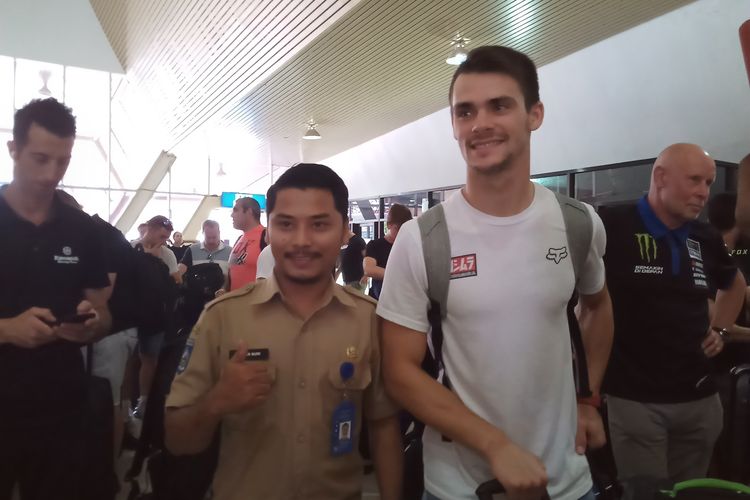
left=90, top=0, right=695, bottom=178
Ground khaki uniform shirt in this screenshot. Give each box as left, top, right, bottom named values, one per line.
left=166, top=276, right=398, bottom=500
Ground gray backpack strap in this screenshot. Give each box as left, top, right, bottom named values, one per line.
left=418, top=203, right=451, bottom=319
left=554, top=192, right=593, bottom=287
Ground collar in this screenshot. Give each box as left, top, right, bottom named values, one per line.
left=248, top=273, right=357, bottom=310
left=200, top=240, right=226, bottom=252
left=0, top=185, right=64, bottom=225
left=636, top=196, right=691, bottom=245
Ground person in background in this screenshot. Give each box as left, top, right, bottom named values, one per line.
left=364, top=204, right=412, bottom=299
left=226, top=197, right=264, bottom=291
left=340, top=223, right=367, bottom=292
left=601, top=144, right=746, bottom=482
left=170, top=230, right=189, bottom=262
left=178, top=220, right=231, bottom=277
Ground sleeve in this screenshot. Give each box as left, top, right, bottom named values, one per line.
left=365, top=239, right=376, bottom=258
left=255, top=246, right=275, bottom=280
left=375, top=220, right=431, bottom=333
left=364, top=312, right=399, bottom=420
left=576, top=204, right=607, bottom=296
left=707, top=231, right=738, bottom=291
left=181, top=248, right=193, bottom=268
left=163, top=247, right=179, bottom=274
left=81, top=221, right=111, bottom=290
left=166, top=308, right=220, bottom=408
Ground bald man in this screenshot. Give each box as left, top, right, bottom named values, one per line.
left=600, top=143, right=746, bottom=482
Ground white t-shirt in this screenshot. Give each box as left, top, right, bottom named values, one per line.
left=255, top=245, right=275, bottom=280
left=377, top=184, right=606, bottom=500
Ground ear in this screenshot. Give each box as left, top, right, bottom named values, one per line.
left=653, top=165, right=667, bottom=189
left=528, top=101, right=544, bottom=131
left=7, top=140, right=16, bottom=160
left=450, top=108, right=459, bottom=141
left=340, top=222, right=350, bottom=246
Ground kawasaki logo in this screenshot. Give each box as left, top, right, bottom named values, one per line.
left=635, top=233, right=658, bottom=263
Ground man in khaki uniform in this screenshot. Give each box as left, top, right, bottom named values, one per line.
left=165, top=163, right=403, bottom=500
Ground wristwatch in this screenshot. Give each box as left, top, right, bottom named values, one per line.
left=712, top=326, right=730, bottom=340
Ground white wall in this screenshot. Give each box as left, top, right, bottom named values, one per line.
left=0, top=0, right=123, bottom=73
left=325, top=0, right=750, bottom=200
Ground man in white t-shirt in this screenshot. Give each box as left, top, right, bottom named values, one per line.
left=378, top=46, right=614, bottom=500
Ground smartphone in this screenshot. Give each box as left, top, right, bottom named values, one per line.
left=58, top=312, right=96, bottom=325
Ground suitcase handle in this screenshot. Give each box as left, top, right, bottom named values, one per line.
left=475, top=479, right=551, bottom=500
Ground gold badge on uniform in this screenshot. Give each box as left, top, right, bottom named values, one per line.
left=345, top=346, right=358, bottom=360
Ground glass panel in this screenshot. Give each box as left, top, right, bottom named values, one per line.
left=109, top=189, right=136, bottom=225
left=64, top=66, right=109, bottom=139
left=382, top=193, right=426, bottom=219
left=63, top=138, right=109, bottom=188
left=169, top=193, right=204, bottom=236
left=58, top=187, right=111, bottom=220
left=352, top=199, right=381, bottom=221
left=0, top=56, right=14, bottom=129
left=14, top=59, right=64, bottom=108
left=533, top=174, right=568, bottom=195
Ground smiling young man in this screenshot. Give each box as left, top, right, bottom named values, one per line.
left=377, top=46, right=613, bottom=500
left=165, top=163, right=403, bottom=500
left=0, top=98, right=112, bottom=500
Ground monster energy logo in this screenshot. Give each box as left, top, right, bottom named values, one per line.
left=635, top=233, right=658, bottom=262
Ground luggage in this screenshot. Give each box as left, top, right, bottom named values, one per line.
left=475, top=479, right=550, bottom=500
left=724, top=364, right=750, bottom=482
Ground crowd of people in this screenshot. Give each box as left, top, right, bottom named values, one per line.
left=1, top=44, right=749, bottom=500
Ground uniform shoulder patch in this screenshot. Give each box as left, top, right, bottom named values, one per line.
left=205, top=283, right=257, bottom=310
left=341, top=286, right=378, bottom=306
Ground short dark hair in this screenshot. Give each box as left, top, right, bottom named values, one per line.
left=202, top=219, right=219, bottom=231
left=236, top=197, right=261, bottom=221
left=387, top=204, right=413, bottom=227
left=266, top=163, right=349, bottom=222
left=449, top=45, right=540, bottom=110
left=147, top=215, right=173, bottom=232
left=13, top=98, right=77, bottom=149
left=707, top=192, right=737, bottom=232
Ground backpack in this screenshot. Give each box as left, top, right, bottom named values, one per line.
left=128, top=244, right=178, bottom=336
left=417, top=192, right=594, bottom=398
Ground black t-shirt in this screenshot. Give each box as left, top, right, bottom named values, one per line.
left=92, top=214, right=135, bottom=333
left=601, top=200, right=737, bottom=403
left=0, top=189, right=109, bottom=428
left=365, top=237, right=393, bottom=299
left=340, top=235, right=367, bottom=283
left=712, top=235, right=750, bottom=372
left=170, top=244, right=188, bottom=263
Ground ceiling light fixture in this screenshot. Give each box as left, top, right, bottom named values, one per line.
left=303, top=118, right=322, bottom=140
left=38, top=69, right=52, bottom=96
left=446, top=32, right=471, bottom=66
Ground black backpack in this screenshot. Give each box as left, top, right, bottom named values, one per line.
left=126, top=244, right=178, bottom=336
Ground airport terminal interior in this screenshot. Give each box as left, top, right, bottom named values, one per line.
left=0, top=0, right=749, bottom=499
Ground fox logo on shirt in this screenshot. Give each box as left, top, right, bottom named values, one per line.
left=546, top=247, right=568, bottom=264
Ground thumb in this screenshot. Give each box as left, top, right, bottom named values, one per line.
left=231, top=341, right=248, bottom=363
left=30, top=307, right=57, bottom=323
left=77, top=300, right=94, bottom=313
left=575, top=419, right=587, bottom=455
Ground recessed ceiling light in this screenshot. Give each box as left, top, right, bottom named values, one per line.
left=446, top=32, right=470, bottom=66
left=303, top=118, right=322, bottom=140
